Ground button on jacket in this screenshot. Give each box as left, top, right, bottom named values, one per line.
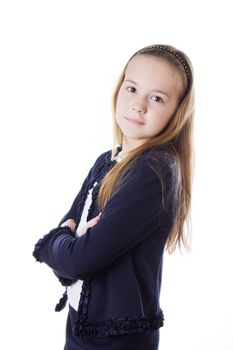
left=32, top=145, right=177, bottom=339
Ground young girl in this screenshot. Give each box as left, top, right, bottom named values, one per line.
left=33, top=44, right=194, bottom=350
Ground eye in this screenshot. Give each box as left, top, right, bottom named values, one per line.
left=151, top=95, right=163, bottom=103
left=126, top=86, right=136, bottom=93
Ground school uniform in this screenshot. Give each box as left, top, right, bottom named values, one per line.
left=33, top=145, right=177, bottom=349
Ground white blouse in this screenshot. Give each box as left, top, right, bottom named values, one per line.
left=67, top=151, right=122, bottom=311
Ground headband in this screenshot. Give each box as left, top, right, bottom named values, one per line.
left=129, top=44, right=192, bottom=87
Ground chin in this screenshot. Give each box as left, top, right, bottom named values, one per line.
left=123, top=132, right=145, bottom=140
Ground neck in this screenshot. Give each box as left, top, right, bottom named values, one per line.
left=121, top=137, right=146, bottom=156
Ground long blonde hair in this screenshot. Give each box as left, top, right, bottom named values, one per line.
left=97, top=44, right=195, bottom=254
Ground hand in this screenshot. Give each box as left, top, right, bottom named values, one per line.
left=81, top=212, right=102, bottom=235
left=60, top=218, right=77, bottom=233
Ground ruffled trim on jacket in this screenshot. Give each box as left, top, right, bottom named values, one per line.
left=74, top=314, right=164, bottom=338
left=72, top=280, right=164, bottom=338
left=86, top=152, right=117, bottom=222
left=32, top=226, right=75, bottom=311
left=32, top=226, right=74, bottom=262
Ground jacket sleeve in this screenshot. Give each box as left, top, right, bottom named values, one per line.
left=33, top=156, right=174, bottom=281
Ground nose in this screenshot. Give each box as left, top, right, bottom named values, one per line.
left=131, top=100, right=146, bottom=114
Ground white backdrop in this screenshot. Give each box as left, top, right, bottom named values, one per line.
left=0, top=1, right=233, bottom=349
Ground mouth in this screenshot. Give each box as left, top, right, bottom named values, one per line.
left=125, top=117, right=145, bottom=125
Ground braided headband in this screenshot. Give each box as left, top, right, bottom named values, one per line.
left=129, top=44, right=192, bottom=87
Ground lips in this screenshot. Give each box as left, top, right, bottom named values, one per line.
left=125, top=117, right=145, bottom=125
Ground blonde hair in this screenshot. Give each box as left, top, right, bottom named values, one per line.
left=97, top=44, right=195, bottom=254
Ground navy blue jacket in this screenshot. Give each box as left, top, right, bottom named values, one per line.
left=32, top=145, right=177, bottom=339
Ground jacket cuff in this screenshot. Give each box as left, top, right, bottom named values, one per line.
left=57, top=275, right=75, bottom=286
left=32, top=226, right=74, bottom=263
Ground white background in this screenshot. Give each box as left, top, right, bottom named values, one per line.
left=0, top=1, right=233, bottom=349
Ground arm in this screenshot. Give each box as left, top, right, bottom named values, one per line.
left=33, top=157, right=173, bottom=281
left=50, top=215, right=102, bottom=284
left=49, top=169, right=92, bottom=283
left=44, top=151, right=108, bottom=284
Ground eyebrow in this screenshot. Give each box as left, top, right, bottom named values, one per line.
left=123, top=79, right=170, bottom=98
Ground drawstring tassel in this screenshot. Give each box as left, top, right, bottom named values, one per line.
left=55, top=289, right=68, bottom=312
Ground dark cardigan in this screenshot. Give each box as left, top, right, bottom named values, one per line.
left=32, top=145, right=177, bottom=340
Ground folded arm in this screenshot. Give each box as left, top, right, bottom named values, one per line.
left=33, top=157, right=173, bottom=281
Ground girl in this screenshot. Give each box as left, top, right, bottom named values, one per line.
left=33, top=44, right=195, bottom=350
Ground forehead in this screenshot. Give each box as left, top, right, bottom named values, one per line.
left=125, top=54, right=181, bottom=95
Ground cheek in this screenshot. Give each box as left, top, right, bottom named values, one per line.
left=154, top=114, right=174, bottom=133
left=115, top=96, right=123, bottom=121
left=148, top=108, right=173, bottom=130
left=116, top=92, right=126, bottom=115
left=118, top=88, right=131, bottom=104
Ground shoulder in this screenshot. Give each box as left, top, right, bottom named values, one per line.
left=129, top=144, right=177, bottom=180
left=145, top=144, right=178, bottom=178
left=87, top=149, right=114, bottom=181
left=118, top=145, right=179, bottom=210
left=91, top=149, right=112, bottom=169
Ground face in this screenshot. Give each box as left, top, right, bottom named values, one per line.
left=115, top=54, right=181, bottom=150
